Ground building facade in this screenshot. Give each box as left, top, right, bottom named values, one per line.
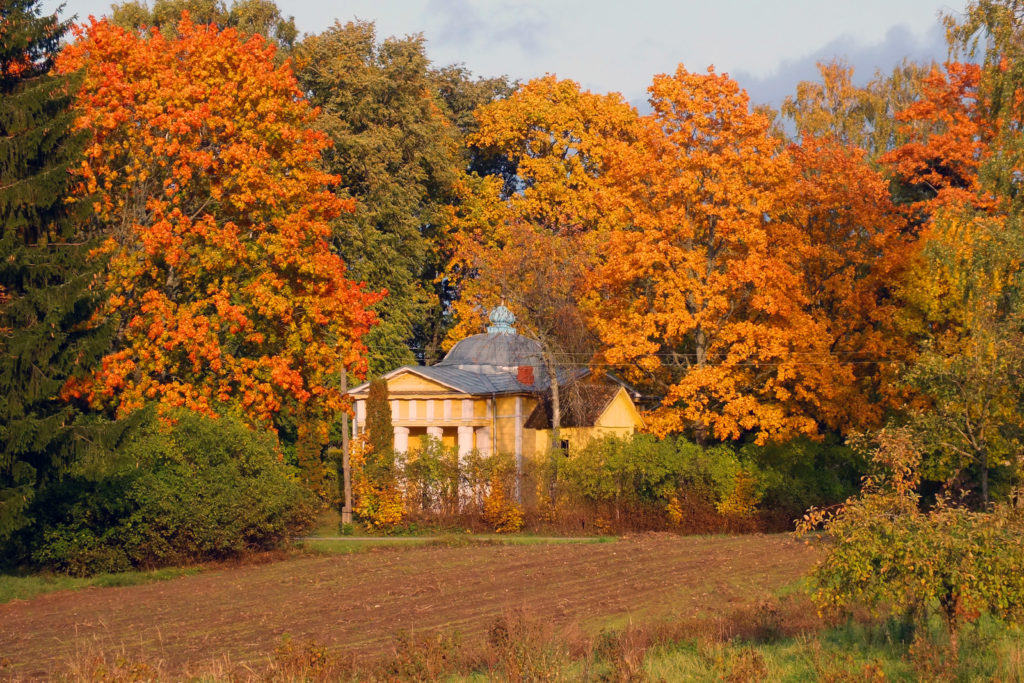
left=348, top=306, right=644, bottom=471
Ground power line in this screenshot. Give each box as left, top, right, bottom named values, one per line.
left=358, top=348, right=901, bottom=368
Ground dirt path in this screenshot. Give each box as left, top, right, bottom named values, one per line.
left=0, top=533, right=816, bottom=679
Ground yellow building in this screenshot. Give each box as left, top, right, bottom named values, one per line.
left=348, top=306, right=644, bottom=473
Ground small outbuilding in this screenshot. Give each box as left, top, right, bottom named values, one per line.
left=347, top=306, right=644, bottom=471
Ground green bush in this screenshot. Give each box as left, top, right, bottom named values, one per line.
left=400, top=436, right=459, bottom=517
left=27, top=410, right=314, bottom=575
left=799, top=428, right=1024, bottom=655
left=741, top=435, right=865, bottom=516
left=556, top=434, right=754, bottom=509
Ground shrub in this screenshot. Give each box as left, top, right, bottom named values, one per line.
left=740, top=435, right=865, bottom=517
left=27, top=410, right=314, bottom=574
left=556, top=434, right=761, bottom=514
left=464, top=449, right=524, bottom=532
left=401, top=437, right=460, bottom=518
left=798, top=427, right=1024, bottom=655
left=348, top=434, right=404, bottom=530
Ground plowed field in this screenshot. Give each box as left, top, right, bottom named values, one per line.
left=0, top=534, right=816, bottom=679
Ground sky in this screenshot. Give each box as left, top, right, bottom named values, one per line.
left=42, top=0, right=967, bottom=108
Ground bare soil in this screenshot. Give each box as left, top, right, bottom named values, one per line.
left=0, top=533, right=816, bottom=679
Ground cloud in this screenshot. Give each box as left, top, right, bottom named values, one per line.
left=426, top=0, right=549, bottom=56
left=733, top=23, right=950, bottom=108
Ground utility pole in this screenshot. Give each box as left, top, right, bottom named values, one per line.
left=340, top=367, right=353, bottom=524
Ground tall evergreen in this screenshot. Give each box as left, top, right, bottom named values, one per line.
left=0, top=0, right=115, bottom=543
left=363, top=378, right=394, bottom=484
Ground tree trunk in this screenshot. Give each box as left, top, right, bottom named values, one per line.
left=980, top=447, right=989, bottom=508
left=543, top=349, right=561, bottom=453
left=693, top=324, right=708, bottom=447
left=340, top=367, right=353, bottom=524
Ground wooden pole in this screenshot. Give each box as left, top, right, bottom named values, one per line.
left=341, top=367, right=353, bottom=524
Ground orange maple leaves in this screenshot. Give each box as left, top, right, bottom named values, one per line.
left=591, top=66, right=828, bottom=443
left=57, top=16, right=379, bottom=428
left=457, top=66, right=914, bottom=444
left=881, top=62, right=992, bottom=212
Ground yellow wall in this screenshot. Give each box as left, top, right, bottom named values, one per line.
left=530, top=388, right=644, bottom=455
left=597, top=388, right=645, bottom=430
left=353, top=369, right=643, bottom=457
left=383, top=372, right=453, bottom=394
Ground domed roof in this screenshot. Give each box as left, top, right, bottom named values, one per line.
left=437, top=306, right=543, bottom=369
left=438, top=332, right=543, bottom=368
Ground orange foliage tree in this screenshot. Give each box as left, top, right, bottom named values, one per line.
left=882, top=62, right=993, bottom=215
left=447, top=76, right=637, bottom=339
left=590, top=66, right=873, bottom=444
left=446, top=78, right=638, bottom=443
left=787, top=134, right=913, bottom=431
left=57, top=17, right=379, bottom=487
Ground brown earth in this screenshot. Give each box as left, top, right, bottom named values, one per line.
left=0, top=533, right=817, bottom=679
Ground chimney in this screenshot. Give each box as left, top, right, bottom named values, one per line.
left=517, top=365, right=535, bottom=386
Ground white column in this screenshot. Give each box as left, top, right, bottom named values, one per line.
left=514, top=397, right=523, bottom=455
left=427, top=426, right=443, bottom=441
left=409, top=399, right=418, bottom=420
left=514, top=396, right=524, bottom=502
left=457, top=425, right=475, bottom=456
left=394, top=426, right=410, bottom=453
left=476, top=426, right=492, bottom=456
left=457, top=425, right=475, bottom=508
left=390, top=399, right=399, bottom=421
left=443, top=399, right=452, bottom=420
left=426, top=399, right=435, bottom=422
left=461, top=398, right=474, bottom=419
left=354, top=400, right=365, bottom=439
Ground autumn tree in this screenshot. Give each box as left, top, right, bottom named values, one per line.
left=947, top=0, right=1024, bottom=209
left=56, top=17, right=379, bottom=492
left=878, top=2, right=1024, bottom=506
left=449, top=76, right=639, bottom=343
left=782, top=58, right=930, bottom=159
left=786, top=134, right=913, bottom=432
left=0, top=1, right=127, bottom=542
left=882, top=62, right=992, bottom=217
left=447, top=77, right=638, bottom=443
left=589, top=66, right=841, bottom=444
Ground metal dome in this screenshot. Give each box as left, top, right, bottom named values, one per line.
left=437, top=306, right=543, bottom=369
left=437, top=332, right=543, bottom=369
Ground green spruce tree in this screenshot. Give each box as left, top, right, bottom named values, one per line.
left=0, top=0, right=118, bottom=544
